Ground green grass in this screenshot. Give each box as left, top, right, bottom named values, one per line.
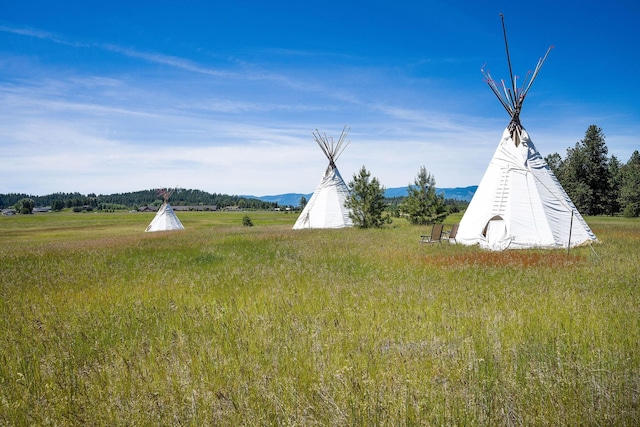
left=1, top=211, right=639, bottom=425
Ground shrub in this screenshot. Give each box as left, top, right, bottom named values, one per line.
left=623, top=204, right=639, bottom=217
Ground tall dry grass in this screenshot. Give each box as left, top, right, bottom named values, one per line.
left=1, top=211, right=638, bottom=425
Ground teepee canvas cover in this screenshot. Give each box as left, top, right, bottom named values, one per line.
left=456, top=16, right=596, bottom=250
left=457, top=127, right=596, bottom=250
left=293, top=127, right=353, bottom=230
left=145, top=189, right=185, bottom=232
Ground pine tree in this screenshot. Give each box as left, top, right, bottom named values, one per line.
left=619, top=150, right=640, bottom=217
left=560, top=125, right=611, bottom=215
left=401, top=166, right=446, bottom=225
left=345, top=166, right=387, bottom=228
left=582, top=125, right=611, bottom=215
left=607, top=155, right=623, bottom=215
left=559, top=142, right=592, bottom=214
left=544, top=152, right=563, bottom=176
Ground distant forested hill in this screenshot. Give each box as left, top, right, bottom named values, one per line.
left=2, top=186, right=477, bottom=211
left=0, top=189, right=276, bottom=210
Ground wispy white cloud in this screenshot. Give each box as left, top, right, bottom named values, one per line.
left=99, top=43, right=236, bottom=79
left=0, top=24, right=88, bottom=47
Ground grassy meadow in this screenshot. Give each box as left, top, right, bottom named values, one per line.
left=1, top=210, right=638, bottom=425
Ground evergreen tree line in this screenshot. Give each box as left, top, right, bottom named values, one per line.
left=0, top=189, right=276, bottom=211
left=544, top=125, right=640, bottom=217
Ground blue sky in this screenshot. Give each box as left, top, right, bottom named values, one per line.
left=1, top=0, right=638, bottom=196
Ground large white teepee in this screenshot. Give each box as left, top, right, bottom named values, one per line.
left=145, top=189, right=185, bottom=232
left=456, top=16, right=597, bottom=251
left=293, top=127, right=353, bottom=230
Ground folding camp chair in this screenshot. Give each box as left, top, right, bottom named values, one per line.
left=444, top=223, right=459, bottom=243
left=420, top=223, right=444, bottom=244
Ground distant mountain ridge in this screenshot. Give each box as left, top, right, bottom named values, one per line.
left=245, top=186, right=478, bottom=207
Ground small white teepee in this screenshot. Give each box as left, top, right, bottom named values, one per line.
left=145, top=189, right=185, bottom=232
left=293, top=127, right=353, bottom=230
left=456, top=15, right=597, bottom=251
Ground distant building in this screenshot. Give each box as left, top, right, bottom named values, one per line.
left=137, top=206, right=158, bottom=212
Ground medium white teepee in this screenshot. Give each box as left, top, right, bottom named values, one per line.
left=456, top=15, right=597, bottom=251
left=145, top=189, right=185, bottom=232
left=293, top=127, right=353, bottom=230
